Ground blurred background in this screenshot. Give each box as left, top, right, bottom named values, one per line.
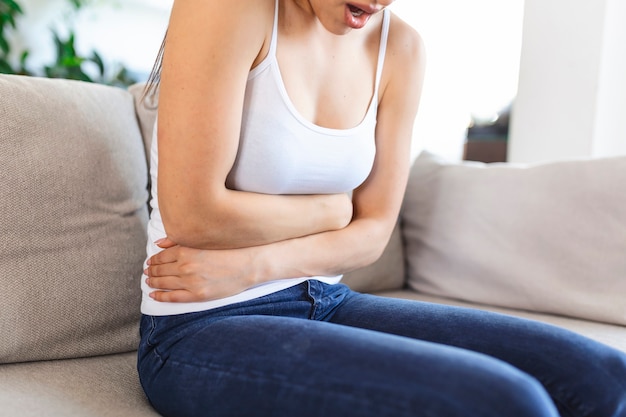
left=2, top=0, right=623, bottom=163
left=391, top=1, right=523, bottom=162
left=0, top=0, right=170, bottom=84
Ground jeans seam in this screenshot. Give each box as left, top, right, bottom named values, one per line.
left=537, top=376, right=594, bottom=417
left=144, top=316, right=167, bottom=364
left=145, top=315, right=158, bottom=347
left=305, top=280, right=318, bottom=320
left=537, top=350, right=626, bottom=417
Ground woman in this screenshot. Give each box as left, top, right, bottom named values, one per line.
left=138, top=0, right=626, bottom=416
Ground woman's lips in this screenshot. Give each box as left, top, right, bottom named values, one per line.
left=344, top=4, right=373, bottom=29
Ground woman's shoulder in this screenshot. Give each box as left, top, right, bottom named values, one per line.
left=169, top=0, right=275, bottom=37
left=386, top=11, right=425, bottom=63
left=167, top=0, right=275, bottom=68
left=376, top=11, right=426, bottom=107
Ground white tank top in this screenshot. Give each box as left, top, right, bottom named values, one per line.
left=141, top=2, right=391, bottom=316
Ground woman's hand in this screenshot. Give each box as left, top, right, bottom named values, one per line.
left=144, top=238, right=260, bottom=303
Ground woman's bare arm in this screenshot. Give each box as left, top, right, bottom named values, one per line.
left=257, top=16, right=426, bottom=280
left=157, top=0, right=352, bottom=250
left=146, top=15, right=426, bottom=303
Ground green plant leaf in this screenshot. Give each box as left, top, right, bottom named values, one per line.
left=0, top=36, right=8, bottom=55
left=0, top=57, right=15, bottom=74
left=1, top=0, right=137, bottom=87
left=90, top=50, right=104, bottom=76
left=6, top=14, right=16, bottom=28
left=17, top=49, right=30, bottom=74
left=5, top=0, right=24, bottom=13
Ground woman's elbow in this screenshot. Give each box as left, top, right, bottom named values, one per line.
left=159, top=203, right=224, bottom=248
left=160, top=216, right=206, bottom=248
left=158, top=188, right=232, bottom=248
left=357, top=219, right=396, bottom=268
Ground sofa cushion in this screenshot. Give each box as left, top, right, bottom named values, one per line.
left=342, top=220, right=406, bottom=293
left=376, top=290, right=626, bottom=354
left=0, top=75, right=149, bottom=363
left=401, top=151, right=626, bottom=326
left=0, top=352, right=159, bottom=417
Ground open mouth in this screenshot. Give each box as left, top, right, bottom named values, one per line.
left=348, top=4, right=365, bottom=17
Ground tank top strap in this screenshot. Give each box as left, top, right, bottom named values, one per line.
left=268, top=0, right=280, bottom=56
left=374, top=9, right=391, bottom=96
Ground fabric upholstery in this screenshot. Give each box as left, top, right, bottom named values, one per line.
left=342, top=221, right=406, bottom=293
left=0, top=75, right=149, bottom=363
left=0, top=352, right=158, bottom=417
left=401, top=151, right=626, bottom=326
left=377, top=290, right=626, bottom=353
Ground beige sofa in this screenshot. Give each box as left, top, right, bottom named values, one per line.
left=1, top=74, right=624, bottom=417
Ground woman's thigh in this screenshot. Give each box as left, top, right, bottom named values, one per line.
left=138, top=313, right=557, bottom=417
left=330, top=292, right=626, bottom=417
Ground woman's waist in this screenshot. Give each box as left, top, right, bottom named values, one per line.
left=140, top=276, right=343, bottom=316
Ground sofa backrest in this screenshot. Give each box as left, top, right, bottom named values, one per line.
left=401, top=151, right=626, bottom=326
left=0, top=75, right=149, bottom=364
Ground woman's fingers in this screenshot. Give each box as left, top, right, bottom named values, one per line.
left=147, top=245, right=180, bottom=266
left=149, top=290, right=197, bottom=303
left=144, top=261, right=179, bottom=278
left=148, top=279, right=213, bottom=302
left=146, top=272, right=211, bottom=299
left=155, top=237, right=177, bottom=249
left=144, top=245, right=255, bottom=303
left=146, top=275, right=187, bottom=291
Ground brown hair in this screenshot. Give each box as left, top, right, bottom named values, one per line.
left=141, top=30, right=167, bottom=103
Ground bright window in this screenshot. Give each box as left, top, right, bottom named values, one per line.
left=390, top=1, right=525, bottom=160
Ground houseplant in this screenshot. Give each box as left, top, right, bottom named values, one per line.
left=0, top=0, right=135, bottom=86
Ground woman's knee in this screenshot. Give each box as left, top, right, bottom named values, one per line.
left=413, top=355, right=559, bottom=417
left=477, top=369, right=558, bottom=417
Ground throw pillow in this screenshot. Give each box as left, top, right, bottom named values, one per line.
left=401, top=151, right=626, bottom=325
left=0, top=75, right=149, bottom=363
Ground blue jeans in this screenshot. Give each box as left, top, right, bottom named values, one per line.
left=137, top=281, right=626, bottom=417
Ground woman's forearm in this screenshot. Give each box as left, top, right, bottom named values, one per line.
left=161, top=189, right=353, bottom=250
left=144, top=214, right=397, bottom=304
left=250, top=215, right=395, bottom=285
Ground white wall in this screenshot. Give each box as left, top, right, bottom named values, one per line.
left=508, top=0, right=626, bottom=163
left=592, top=0, right=626, bottom=158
